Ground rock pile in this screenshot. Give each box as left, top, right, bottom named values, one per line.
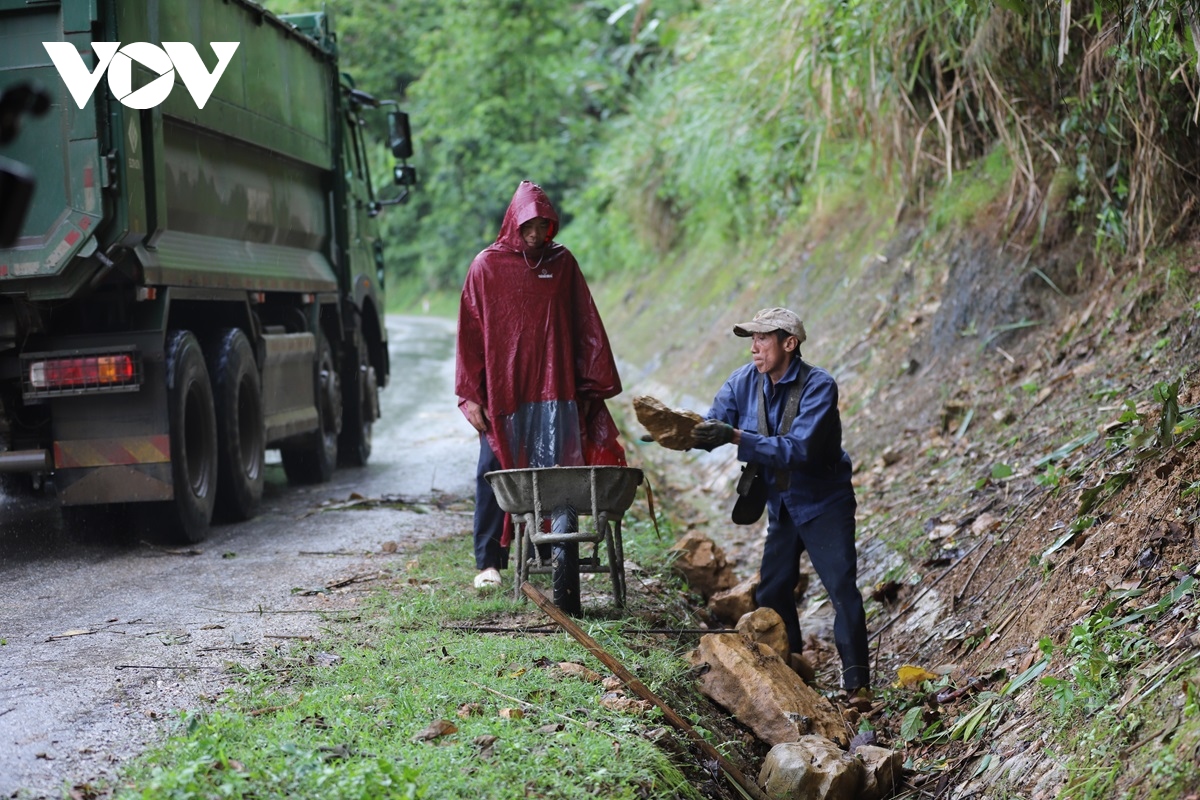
left=671, top=529, right=904, bottom=800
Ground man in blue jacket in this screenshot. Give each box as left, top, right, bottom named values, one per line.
left=691, top=307, right=870, bottom=706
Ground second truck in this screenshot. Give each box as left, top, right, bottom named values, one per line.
left=0, top=0, right=415, bottom=541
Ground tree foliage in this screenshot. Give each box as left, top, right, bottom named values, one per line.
left=573, top=0, right=1200, bottom=272
left=264, top=0, right=1200, bottom=295
left=263, top=0, right=691, bottom=296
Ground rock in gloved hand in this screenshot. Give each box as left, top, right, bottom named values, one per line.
left=633, top=395, right=704, bottom=450
left=692, top=419, right=734, bottom=447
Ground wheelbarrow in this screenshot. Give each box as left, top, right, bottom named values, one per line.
left=485, top=466, right=644, bottom=614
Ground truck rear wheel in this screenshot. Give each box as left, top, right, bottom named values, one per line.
left=281, top=332, right=340, bottom=484
left=209, top=329, right=264, bottom=522
left=338, top=331, right=377, bottom=467
left=159, top=330, right=218, bottom=543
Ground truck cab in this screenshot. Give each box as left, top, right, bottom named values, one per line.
left=0, top=0, right=415, bottom=542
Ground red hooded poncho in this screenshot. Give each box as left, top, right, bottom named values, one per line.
left=456, top=181, right=626, bottom=500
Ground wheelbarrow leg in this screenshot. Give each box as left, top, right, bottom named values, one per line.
left=610, top=516, right=627, bottom=607
left=601, top=517, right=620, bottom=608
left=551, top=507, right=580, bottom=615
left=513, top=513, right=530, bottom=602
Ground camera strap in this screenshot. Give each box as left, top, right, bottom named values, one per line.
left=755, top=361, right=810, bottom=490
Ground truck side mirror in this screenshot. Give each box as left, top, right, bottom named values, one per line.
left=393, top=164, right=417, bottom=188
left=387, top=111, right=412, bottom=160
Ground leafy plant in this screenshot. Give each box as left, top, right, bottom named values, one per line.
left=1059, top=763, right=1120, bottom=800
left=1035, top=464, right=1065, bottom=489
left=899, top=705, right=945, bottom=744
left=1154, top=379, right=1181, bottom=448
left=948, top=692, right=1003, bottom=741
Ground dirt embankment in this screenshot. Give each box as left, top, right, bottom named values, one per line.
left=602, top=194, right=1200, bottom=796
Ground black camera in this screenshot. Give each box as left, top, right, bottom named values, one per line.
left=0, top=83, right=52, bottom=248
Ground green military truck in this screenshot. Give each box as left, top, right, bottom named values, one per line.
left=0, top=0, right=415, bottom=541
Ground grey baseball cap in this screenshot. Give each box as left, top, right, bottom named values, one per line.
left=733, top=307, right=807, bottom=344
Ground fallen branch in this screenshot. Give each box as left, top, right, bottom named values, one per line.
left=445, top=623, right=737, bottom=636
left=114, top=664, right=223, bottom=671
left=197, top=646, right=254, bottom=652
left=196, top=606, right=357, bottom=616
left=45, top=629, right=97, bottom=642
left=1120, top=711, right=1182, bottom=759
left=326, top=571, right=389, bottom=589
left=264, top=634, right=315, bottom=641
left=465, top=680, right=622, bottom=743
left=445, top=624, right=558, bottom=634
left=521, top=582, right=770, bottom=800
left=247, top=695, right=304, bottom=717
left=299, top=495, right=423, bottom=518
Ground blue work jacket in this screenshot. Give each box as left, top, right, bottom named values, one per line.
left=706, top=357, right=855, bottom=525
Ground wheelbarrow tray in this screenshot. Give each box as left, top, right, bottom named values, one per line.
left=485, top=466, right=643, bottom=516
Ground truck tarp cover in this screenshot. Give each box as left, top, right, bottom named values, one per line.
left=456, top=181, right=626, bottom=486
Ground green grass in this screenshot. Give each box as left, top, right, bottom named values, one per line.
left=385, top=275, right=460, bottom=317
left=924, top=147, right=1013, bottom=237
left=111, top=521, right=705, bottom=800
left=1032, top=587, right=1200, bottom=799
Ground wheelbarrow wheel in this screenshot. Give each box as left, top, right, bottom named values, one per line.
left=552, top=541, right=581, bottom=615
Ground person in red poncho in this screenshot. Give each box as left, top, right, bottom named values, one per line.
left=456, top=180, right=627, bottom=589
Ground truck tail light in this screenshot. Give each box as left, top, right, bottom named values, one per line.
left=22, top=349, right=142, bottom=399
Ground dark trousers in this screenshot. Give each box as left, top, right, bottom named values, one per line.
left=755, top=494, right=870, bottom=691
left=474, top=436, right=509, bottom=570
left=474, top=436, right=573, bottom=571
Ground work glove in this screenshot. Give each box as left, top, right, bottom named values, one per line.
left=692, top=419, right=734, bottom=448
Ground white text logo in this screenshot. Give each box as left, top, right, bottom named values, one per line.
left=42, top=42, right=240, bottom=110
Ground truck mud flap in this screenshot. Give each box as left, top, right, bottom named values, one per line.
left=262, top=331, right=319, bottom=445
left=56, top=462, right=173, bottom=506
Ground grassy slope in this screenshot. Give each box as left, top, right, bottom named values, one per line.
left=596, top=154, right=1200, bottom=798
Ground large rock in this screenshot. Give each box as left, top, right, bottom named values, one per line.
left=736, top=607, right=789, bottom=659
left=759, top=736, right=863, bottom=800
left=633, top=395, right=704, bottom=451
left=689, top=633, right=846, bottom=746
left=855, top=745, right=903, bottom=800
left=708, top=572, right=760, bottom=623
left=669, top=531, right=737, bottom=599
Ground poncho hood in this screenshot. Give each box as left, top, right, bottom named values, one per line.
left=493, top=180, right=561, bottom=251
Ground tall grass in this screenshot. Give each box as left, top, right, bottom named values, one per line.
left=570, top=0, right=1200, bottom=274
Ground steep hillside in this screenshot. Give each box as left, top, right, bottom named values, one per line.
left=599, top=172, right=1200, bottom=797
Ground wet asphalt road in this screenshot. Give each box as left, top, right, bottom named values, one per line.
left=0, top=316, right=479, bottom=798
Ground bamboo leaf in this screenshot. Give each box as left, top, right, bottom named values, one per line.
left=1002, top=658, right=1048, bottom=696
